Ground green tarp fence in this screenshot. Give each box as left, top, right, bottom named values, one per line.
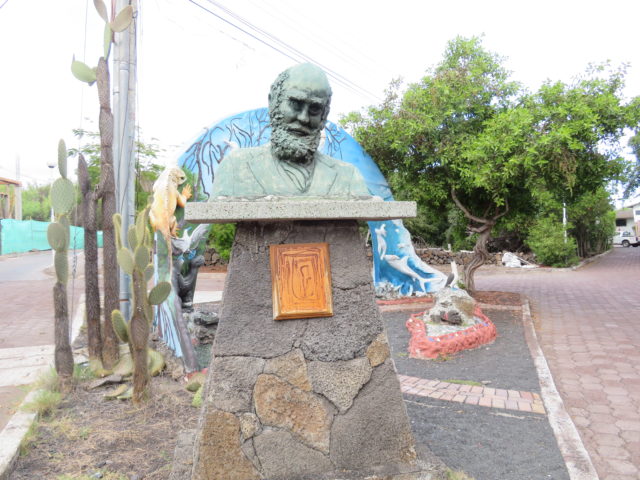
left=0, top=219, right=103, bottom=255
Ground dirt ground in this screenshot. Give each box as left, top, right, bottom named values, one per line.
left=10, top=373, right=198, bottom=480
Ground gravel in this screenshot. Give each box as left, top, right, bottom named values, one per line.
left=383, top=307, right=570, bottom=480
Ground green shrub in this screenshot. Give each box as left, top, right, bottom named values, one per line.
left=207, top=223, right=236, bottom=261
left=526, top=216, right=579, bottom=267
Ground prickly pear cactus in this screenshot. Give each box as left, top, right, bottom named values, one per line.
left=111, top=207, right=170, bottom=403
left=48, top=140, right=74, bottom=390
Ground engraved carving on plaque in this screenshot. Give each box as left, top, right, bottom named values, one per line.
left=269, top=243, right=333, bottom=320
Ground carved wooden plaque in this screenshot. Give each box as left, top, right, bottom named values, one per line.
left=269, top=242, right=333, bottom=320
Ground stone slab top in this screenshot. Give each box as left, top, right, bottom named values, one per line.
left=185, top=196, right=417, bottom=223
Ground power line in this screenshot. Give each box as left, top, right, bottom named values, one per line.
left=187, top=0, right=382, bottom=103
left=253, top=0, right=384, bottom=80
left=0, top=0, right=9, bottom=10
left=187, top=0, right=300, bottom=64
left=202, top=0, right=381, bottom=101
left=202, top=0, right=382, bottom=102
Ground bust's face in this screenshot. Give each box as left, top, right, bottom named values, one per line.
left=269, top=64, right=332, bottom=164
left=279, top=85, right=328, bottom=138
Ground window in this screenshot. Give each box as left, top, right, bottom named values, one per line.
left=616, top=219, right=627, bottom=227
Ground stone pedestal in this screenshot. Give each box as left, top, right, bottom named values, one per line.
left=187, top=201, right=443, bottom=479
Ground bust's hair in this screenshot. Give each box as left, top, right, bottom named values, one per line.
left=268, top=64, right=332, bottom=125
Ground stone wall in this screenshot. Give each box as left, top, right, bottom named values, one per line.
left=416, top=248, right=535, bottom=266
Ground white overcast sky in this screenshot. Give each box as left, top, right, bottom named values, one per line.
left=1, top=0, right=639, bottom=187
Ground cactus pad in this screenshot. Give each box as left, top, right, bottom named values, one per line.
left=47, top=222, right=67, bottom=251
left=136, top=207, right=150, bottom=246
left=144, top=264, right=154, bottom=282
left=113, top=213, right=123, bottom=250
left=103, top=22, right=112, bottom=59
left=127, top=225, right=138, bottom=250
left=148, top=281, right=171, bottom=305
left=112, top=354, right=133, bottom=378
left=134, top=245, right=150, bottom=271
left=57, top=139, right=67, bottom=179
left=54, top=250, right=68, bottom=284
left=147, top=349, right=165, bottom=376
left=111, top=309, right=129, bottom=344
left=50, top=178, right=75, bottom=215
left=117, top=248, right=135, bottom=275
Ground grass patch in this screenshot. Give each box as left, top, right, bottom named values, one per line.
left=435, top=353, right=452, bottom=362
left=444, top=379, right=483, bottom=387
left=19, top=421, right=39, bottom=456
left=32, top=367, right=60, bottom=393
left=22, top=390, right=62, bottom=417
left=446, top=468, right=475, bottom=479
left=56, top=472, right=128, bottom=480
left=47, top=413, right=92, bottom=442
left=73, top=362, right=96, bottom=382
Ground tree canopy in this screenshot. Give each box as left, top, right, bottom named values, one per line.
left=343, top=36, right=639, bottom=290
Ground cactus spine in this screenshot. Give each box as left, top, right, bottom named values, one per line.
left=112, top=207, right=170, bottom=403
left=48, top=139, right=75, bottom=391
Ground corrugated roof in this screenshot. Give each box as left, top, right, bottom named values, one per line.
left=616, top=208, right=634, bottom=219
left=0, top=176, right=21, bottom=187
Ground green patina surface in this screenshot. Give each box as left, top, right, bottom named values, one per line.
left=211, top=63, right=369, bottom=198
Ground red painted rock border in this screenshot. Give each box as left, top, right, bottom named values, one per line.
left=406, top=305, right=497, bottom=359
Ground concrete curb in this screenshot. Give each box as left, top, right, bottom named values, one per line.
left=0, top=389, right=39, bottom=480
left=521, top=300, right=599, bottom=480
left=0, top=295, right=85, bottom=480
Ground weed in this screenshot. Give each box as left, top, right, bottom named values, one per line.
left=32, top=367, right=60, bottom=393
left=444, top=379, right=483, bottom=387
left=446, top=468, right=475, bottom=479
left=191, top=385, right=203, bottom=408
left=78, top=426, right=91, bottom=440
left=22, top=390, right=62, bottom=417
left=435, top=353, right=452, bottom=362
left=19, top=421, right=38, bottom=456
left=73, top=362, right=96, bottom=382
left=56, top=472, right=127, bottom=480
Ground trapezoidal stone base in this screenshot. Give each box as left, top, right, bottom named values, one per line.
left=191, top=220, right=446, bottom=480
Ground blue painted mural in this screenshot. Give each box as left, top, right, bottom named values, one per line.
left=178, top=108, right=446, bottom=296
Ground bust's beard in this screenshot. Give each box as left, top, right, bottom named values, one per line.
left=271, top=125, right=322, bottom=165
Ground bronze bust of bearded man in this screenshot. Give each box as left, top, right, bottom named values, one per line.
left=211, top=63, right=370, bottom=197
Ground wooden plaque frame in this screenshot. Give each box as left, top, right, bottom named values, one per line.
left=269, top=242, right=333, bottom=320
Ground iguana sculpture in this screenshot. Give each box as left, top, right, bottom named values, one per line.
left=149, top=166, right=192, bottom=239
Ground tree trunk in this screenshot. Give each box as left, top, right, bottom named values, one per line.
left=463, top=226, right=492, bottom=294
left=54, top=281, right=74, bottom=392
left=130, top=270, right=150, bottom=404
left=451, top=189, right=508, bottom=295
left=78, top=156, right=102, bottom=363
left=97, top=57, right=120, bottom=368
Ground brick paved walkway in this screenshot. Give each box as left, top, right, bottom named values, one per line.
left=476, top=248, right=640, bottom=480
left=399, top=374, right=546, bottom=414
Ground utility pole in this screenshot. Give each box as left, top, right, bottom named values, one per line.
left=15, top=155, right=22, bottom=220
left=113, top=0, right=137, bottom=319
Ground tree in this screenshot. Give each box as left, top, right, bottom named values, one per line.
left=70, top=128, right=164, bottom=216
left=344, top=37, right=637, bottom=292
left=21, top=184, right=51, bottom=221
left=343, top=37, right=530, bottom=292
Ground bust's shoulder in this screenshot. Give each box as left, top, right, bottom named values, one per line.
left=316, top=152, right=357, bottom=170
left=224, top=144, right=270, bottom=164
